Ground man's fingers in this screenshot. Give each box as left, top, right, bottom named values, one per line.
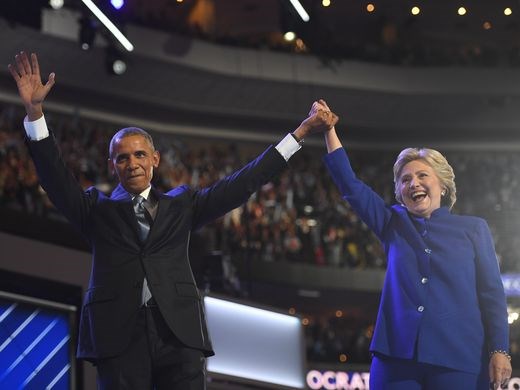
left=44, top=73, right=56, bottom=93
left=15, top=54, right=26, bottom=76
left=20, top=52, right=32, bottom=75
left=7, top=64, right=20, bottom=81
left=31, top=53, right=40, bottom=77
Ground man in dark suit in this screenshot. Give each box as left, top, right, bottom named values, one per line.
left=9, top=51, right=338, bottom=389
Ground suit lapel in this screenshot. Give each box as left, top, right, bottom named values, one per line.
left=146, top=188, right=184, bottom=244
left=110, top=184, right=143, bottom=243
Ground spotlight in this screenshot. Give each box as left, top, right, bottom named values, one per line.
left=110, top=0, right=124, bottom=10
left=49, top=0, right=64, bottom=10
left=106, top=47, right=127, bottom=75
left=79, top=17, right=97, bottom=50
left=284, top=31, right=296, bottom=41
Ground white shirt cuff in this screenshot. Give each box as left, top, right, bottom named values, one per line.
left=275, top=133, right=301, bottom=161
left=24, top=115, right=50, bottom=141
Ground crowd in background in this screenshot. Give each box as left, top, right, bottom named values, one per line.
left=2, top=103, right=519, bottom=272
left=2, top=102, right=520, bottom=364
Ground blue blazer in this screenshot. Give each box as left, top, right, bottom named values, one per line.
left=324, top=148, right=509, bottom=374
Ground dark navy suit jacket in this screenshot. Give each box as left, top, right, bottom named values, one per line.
left=27, top=133, right=287, bottom=361
left=324, top=147, right=509, bottom=374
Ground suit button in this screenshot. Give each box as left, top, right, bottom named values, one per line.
left=424, top=248, right=432, bottom=254
left=417, top=306, right=424, bottom=312
left=421, top=277, right=428, bottom=284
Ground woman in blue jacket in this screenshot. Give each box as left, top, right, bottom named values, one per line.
left=318, top=99, right=512, bottom=389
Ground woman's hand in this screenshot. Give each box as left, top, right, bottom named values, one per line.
left=489, top=352, right=512, bottom=389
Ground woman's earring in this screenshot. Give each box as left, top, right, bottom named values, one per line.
left=441, top=190, right=446, bottom=196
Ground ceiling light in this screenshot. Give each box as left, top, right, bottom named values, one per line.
left=288, top=0, right=310, bottom=22
left=411, top=6, right=420, bottom=15
left=49, top=0, right=64, bottom=10
left=284, top=31, right=296, bottom=41
left=106, top=47, right=127, bottom=75
left=366, top=3, right=375, bottom=13
left=458, top=7, right=467, bottom=16
left=504, top=8, right=513, bottom=16
left=111, top=0, right=124, bottom=10
left=81, top=0, right=134, bottom=51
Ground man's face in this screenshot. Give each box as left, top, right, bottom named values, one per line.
left=108, top=135, right=160, bottom=194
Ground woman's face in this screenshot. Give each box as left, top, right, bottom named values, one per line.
left=398, top=159, right=444, bottom=218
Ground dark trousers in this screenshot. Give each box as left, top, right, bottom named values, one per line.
left=370, top=353, right=488, bottom=390
left=95, top=305, right=206, bottom=390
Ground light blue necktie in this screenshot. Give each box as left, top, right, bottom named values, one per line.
left=133, top=195, right=153, bottom=304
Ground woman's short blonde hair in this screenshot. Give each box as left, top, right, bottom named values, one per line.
left=393, top=148, right=457, bottom=209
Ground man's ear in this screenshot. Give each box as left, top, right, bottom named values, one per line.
left=153, top=150, right=160, bottom=168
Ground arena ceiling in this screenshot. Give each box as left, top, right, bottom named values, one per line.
left=2, top=0, right=520, bottom=148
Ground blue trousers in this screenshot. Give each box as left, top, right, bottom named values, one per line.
left=370, top=353, right=489, bottom=390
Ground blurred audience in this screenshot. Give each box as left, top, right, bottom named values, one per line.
left=1, top=103, right=519, bottom=273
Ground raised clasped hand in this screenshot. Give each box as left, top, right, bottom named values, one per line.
left=8, top=51, right=55, bottom=120
left=300, top=99, right=339, bottom=137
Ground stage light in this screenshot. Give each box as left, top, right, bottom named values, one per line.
left=366, top=3, right=375, bottom=13
left=483, top=21, right=492, bottom=30
left=79, top=17, right=97, bottom=50
left=284, top=31, right=296, bottom=41
left=112, top=59, right=126, bottom=75
left=505, top=7, right=513, bottom=16
left=49, top=0, right=64, bottom=10
left=81, top=0, right=134, bottom=51
left=458, top=7, right=467, bottom=16
left=106, top=47, right=127, bottom=75
left=322, top=0, right=331, bottom=7
left=288, top=0, right=310, bottom=22
left=111, top=0, right=124, bottom=10
left=411, top=6, right=421, bottom=15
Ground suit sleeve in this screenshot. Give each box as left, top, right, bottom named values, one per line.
left=323, top=147, right=392, bottom=240
left=472, top=218, right=509, bottom=353
left=190, top=145, right=287, bottom=230
left=26, top=133, right=97, bottom=238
